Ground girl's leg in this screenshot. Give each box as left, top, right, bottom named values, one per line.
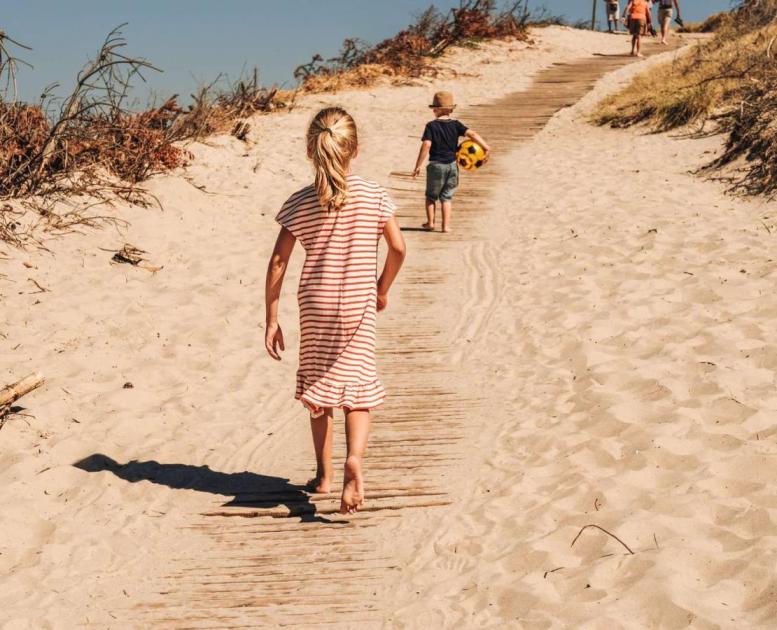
left=423, top=198, right=436, bottom=230
left=340, top=408, right=371, bottom=514
left=441, top=200, right=452, bottom=233
left=307, top=407, right=334, bottom=493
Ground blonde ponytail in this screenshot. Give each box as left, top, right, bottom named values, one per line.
left=306, top=107, right=358, bottom=212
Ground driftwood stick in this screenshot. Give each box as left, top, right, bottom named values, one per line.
left=570, top=524, right=635, bottom=555
left=0, top=372, right=44, bottom=414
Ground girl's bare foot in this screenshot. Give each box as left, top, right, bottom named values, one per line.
left=339, top=455, right=364, bottom=514
left=306, top=476, right=331, bottom=493
left=441, top=228, right=452, bottom=233
left=421, top=222, right=434, bottom=231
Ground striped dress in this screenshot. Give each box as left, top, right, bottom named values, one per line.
left=276, top=175, right=396, bottom=413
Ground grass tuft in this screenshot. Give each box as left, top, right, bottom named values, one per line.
left=592, top=0, right=777, bottom=197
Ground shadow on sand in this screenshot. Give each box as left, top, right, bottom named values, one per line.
left=73, top=454, right=341, bottom=524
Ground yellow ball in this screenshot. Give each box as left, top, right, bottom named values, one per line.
left=456, top=140, right=487, bottom=171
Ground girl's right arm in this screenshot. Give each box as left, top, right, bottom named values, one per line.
left=264, top=226, right=296, bottom=360
left=377, top=217, right=407, bottom=312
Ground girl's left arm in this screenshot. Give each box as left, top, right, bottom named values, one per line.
left=264, top=226, right=296, bottom=360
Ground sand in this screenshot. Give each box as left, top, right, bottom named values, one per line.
left=2, top=23, right=776, bottom=629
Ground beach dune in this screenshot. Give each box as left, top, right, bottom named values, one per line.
left=2, top=24, right=775, bottom=629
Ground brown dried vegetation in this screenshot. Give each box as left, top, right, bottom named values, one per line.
left=294, top=1, right=532, bottom=92
left=0, top=27, right=290, bottom=249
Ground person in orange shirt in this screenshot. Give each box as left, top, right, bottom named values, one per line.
left=623, top=0, right=652, bottom=57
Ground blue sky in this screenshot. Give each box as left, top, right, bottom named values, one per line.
left=4, top=1, right=733, bottom=106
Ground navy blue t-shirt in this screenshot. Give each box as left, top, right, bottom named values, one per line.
left=422, top=119, right=469, bottom=164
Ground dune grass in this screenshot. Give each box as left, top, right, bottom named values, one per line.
left=593, top=0, right=777, bottom=197
left=294, top=0, right=532, bottom=92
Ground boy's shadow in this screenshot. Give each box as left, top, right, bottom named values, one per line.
left=73, top=454, right=340, bottom=524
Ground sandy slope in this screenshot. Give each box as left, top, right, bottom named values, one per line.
left=390, top=45, right=777, bottom=629
left=3, top=23, right=774, bottom=629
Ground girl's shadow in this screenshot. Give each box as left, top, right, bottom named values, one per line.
left=73, top=454, right=339, bottom=524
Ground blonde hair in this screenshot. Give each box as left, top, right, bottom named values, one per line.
left=306, top=107, right=358, bottom=212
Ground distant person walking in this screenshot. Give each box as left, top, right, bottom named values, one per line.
left=605, top=0, right=620, bottom=32
left=657, top=0, right=681, bottom=44
left=623, top=0, right=652, bottom=57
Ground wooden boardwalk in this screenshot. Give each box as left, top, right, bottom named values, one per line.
left=136, top=43, right=682, bottom=629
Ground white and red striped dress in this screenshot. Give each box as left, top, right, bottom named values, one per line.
left=276, top=175, right=396, bottom=413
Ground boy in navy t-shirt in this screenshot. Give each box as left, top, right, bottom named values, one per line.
left=412, top=90, right=490, bottom=233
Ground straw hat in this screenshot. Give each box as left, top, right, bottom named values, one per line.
left=429, top=91, right=455, bottom=109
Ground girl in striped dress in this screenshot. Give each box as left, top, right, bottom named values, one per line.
left=264, top=107, right=406, bottom=514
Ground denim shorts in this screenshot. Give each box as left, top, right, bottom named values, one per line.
left=426, top=161, right=459, bottom=201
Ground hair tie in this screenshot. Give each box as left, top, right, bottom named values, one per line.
left=322, top=127, right=334, bottom=136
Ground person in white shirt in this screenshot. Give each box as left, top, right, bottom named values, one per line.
left=657, top=0, right=681, bottom=44
left=605, top=0, right=620, bottom=33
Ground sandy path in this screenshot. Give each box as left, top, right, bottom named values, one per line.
left=115, top=42, right=684, bottom=628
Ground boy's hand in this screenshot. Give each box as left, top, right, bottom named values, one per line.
left=265, top=322, right=285, bottom=360
left=377, top=293, right=388, bottom=312
left=412, top=167, right=421, bottom=178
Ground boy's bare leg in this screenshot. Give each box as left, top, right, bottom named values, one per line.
left=307, top=407, right=333, bottom=493
left=636, top=34, right=643, bottom=57
left=422, top=198, right=436, bottom=230
left=340, top=408, right=370, bottom=514
left=441, top=200, right=452, bottom=233
left=631, top=34, right=637, bottom=56
left=661, top=16, right=670, bottom=44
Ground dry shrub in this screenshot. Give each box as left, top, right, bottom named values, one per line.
left=172, top=70, right=294, bottom=141
left=295, top=0, right=532, bottom=91
left=708, top=36, right=777, bottom=196
left=593, top=0, right=777, bottom=196
left=0, top=27, right=293, bottom=249
left=0, top=103, right=49, bottom=184
left=679, top=12, right=733, bottom=33
left=301, top=64, right=394, bottom=93
left=0, top=25, right=188, bottom=209
left=66, top=98, right=188, bottom=184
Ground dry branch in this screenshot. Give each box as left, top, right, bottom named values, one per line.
left=570, top=524, right=635, bottom=555
left=104, top=243, right=162, bottom=272
left=0, top=372, right=44, bottom=420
